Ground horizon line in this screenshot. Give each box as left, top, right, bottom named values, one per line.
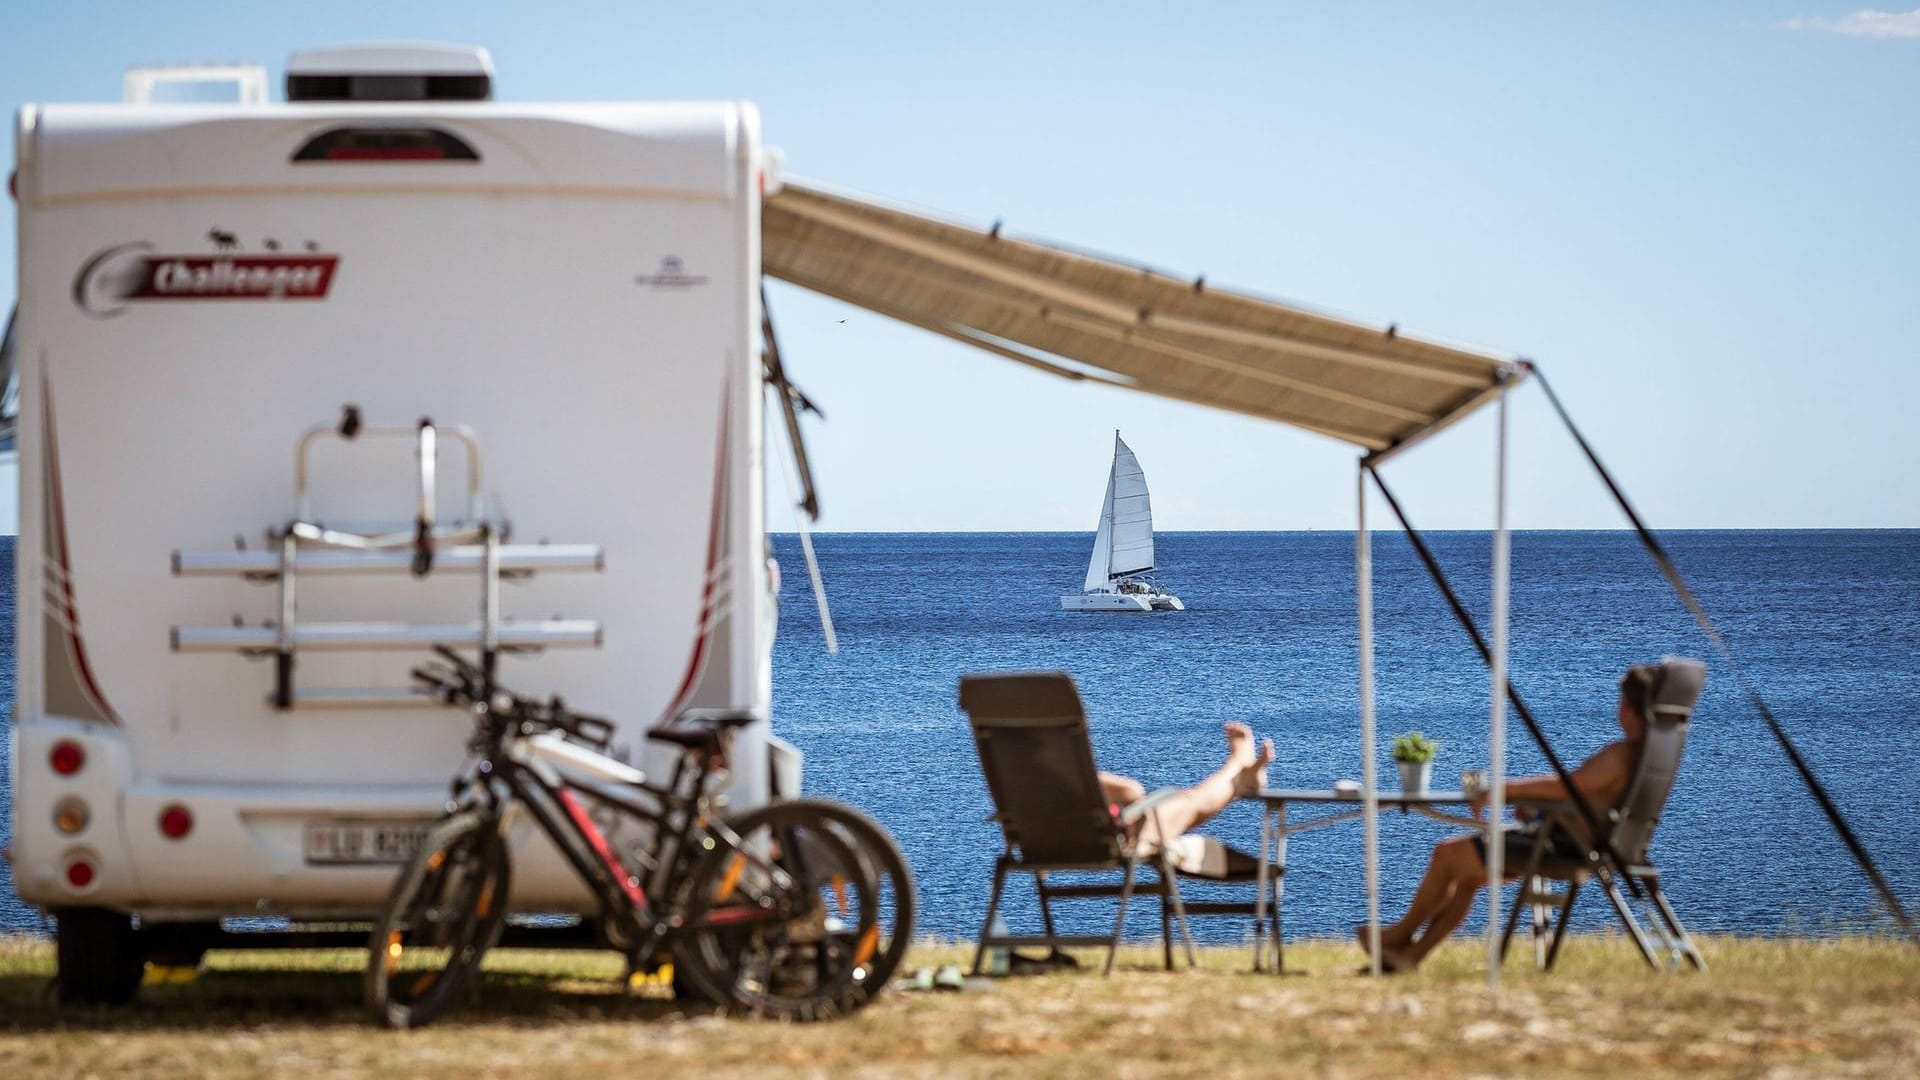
left=768, top=525, right=1920, bottom=535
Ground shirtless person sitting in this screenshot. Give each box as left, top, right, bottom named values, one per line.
left=1097, top=721, right=1274, bottom=869
left=1356, top=667, right=1654, bottom=971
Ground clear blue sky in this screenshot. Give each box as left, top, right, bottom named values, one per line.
left=5, top=2, right=1916, bottom=531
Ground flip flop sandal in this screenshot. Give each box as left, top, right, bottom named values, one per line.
left=902, top=967, right=937, bottom=992
left=933, top=965, right=966, bottom=991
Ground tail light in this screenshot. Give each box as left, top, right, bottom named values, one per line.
left=50, top=740, right=85, bottom=776
left=64, top=856, right=97, bottom=890
left=159, top=804, right=194, bottom=840
left=292, top=127, right=480, bottom=162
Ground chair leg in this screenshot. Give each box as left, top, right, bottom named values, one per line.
left=1531, top=885, right=1551, bottom=971
left=1599, top=871, right=1661, bottom=970
left=1544, top=878, right=1581, bottom=971
left=1646, top=878, right=1706, bottom=972
left=1035, top=869, right=1060, bottom=959
left=1035, top=870, right=1057, bottom=937
left=1498, top=838, right=1548, bottom=968
left=1105, top=857, right=1138, bottom=977
left=1161, top=865, right=1197, bottom=970
left=1498, top=877, right=1530, bottom=965
left=971, top=858, right=1011, bottom=976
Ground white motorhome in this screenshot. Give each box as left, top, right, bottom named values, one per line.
left=9, top=45, right=791, bottom=994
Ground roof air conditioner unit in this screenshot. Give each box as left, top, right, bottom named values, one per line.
left=286, top=43, right=493, bottom=102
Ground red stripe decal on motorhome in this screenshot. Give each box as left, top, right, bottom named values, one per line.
left=662, top=382, right=730, bottom=721
left=41, top=377, right=122, bottom=726
left=557, top=788, right=649, bottom=915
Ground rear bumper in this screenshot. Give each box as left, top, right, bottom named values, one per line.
left=10, top=714, right=798, bottom=920
left=8, top=717, right=584, bottom=917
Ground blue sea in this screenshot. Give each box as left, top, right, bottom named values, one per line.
left=4, top=531, right=1918, bottom=946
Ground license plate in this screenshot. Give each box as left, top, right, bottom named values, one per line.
left=304, top=820, right=433, bottom=866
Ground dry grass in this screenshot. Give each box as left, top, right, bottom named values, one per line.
left=2, top=933, right=1917, bottom=1078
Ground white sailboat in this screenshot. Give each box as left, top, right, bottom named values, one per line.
left=1062, top=432, right=1185, bottom=612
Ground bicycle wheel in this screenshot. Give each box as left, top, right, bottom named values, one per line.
left=364, top=810, right=511, bottom=1029
left=809, top=803, right=916, bottom=997
left=672, top=798, right=915, bottom=1020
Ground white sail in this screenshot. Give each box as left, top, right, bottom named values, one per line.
left=1106, top=434, right=1155, bottom=579
left=1082, top=458, right=1117, bottom=592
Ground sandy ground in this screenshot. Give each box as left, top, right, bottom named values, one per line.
left=3, top=934, right=1917, bottom=1078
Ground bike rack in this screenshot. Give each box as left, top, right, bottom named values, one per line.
left=170, top=405, right=605, bottom=710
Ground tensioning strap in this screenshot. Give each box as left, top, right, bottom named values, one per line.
left=1364, top=467, right=1642, bottom=896
left=1529, top=363, right=1918, bottom=944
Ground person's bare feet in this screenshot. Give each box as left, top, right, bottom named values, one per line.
left=1353, top=923, right=1418, bottom=972
left=1234, top=736, right=1275, bottom=796
left=1224, top=721, right=1256, bottom=768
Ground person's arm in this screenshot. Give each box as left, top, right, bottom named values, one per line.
left=1470, top=773, right=1564, bottom=820
left=1470, top=741, right=1633, bottom=818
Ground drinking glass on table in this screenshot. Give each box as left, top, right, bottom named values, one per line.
left=1461, top=770, right=1488, bottom=799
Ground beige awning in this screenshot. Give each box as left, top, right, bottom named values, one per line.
left=763, top=182, right=1518, bottom=453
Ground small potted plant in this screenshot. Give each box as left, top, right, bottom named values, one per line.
left=1392, top=731, right=1437, bottom=794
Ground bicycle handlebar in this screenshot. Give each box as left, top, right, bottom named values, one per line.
left=414, top=647, right=613, bottom=750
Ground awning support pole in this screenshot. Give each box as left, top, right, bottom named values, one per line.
left=1357, top=461, right=1382, bottom=977
left=1486, top=389, right=1511, bottom=988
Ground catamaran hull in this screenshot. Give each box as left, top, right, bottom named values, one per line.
left=1061, top=592, right=1183, bottom=612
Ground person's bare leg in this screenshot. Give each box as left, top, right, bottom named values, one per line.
left=1144, top=723, right=1274, bottom=847
left=1396, top=839, right=1479, bottom=939
left=1358, top=837, right=1479, bottom=952
left=1099, top=773, right=1146, bottom=808
left=1405, top=839, right=1527, bottom=964
left=1406, top=887, right=1480, bottom=964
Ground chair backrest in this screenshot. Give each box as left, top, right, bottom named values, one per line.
left=959, top=672, right=1124, bottom=867
left=1609, top=656, right=1707, bottom=863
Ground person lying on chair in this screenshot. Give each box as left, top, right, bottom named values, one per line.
left=1355, top=667, right=1652, bottom=971
left=1098, top=721, right=1273, bottom=872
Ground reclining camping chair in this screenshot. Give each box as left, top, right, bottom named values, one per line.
left=1499, top=657, right=1709, bottom=972
left=960, top=672, right=1278, bottom=976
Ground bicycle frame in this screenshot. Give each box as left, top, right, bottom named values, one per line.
left=464, top=722, right=792, bottom=956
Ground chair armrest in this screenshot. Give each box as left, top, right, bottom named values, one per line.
left=1116, top=787, right=1182, bottom=826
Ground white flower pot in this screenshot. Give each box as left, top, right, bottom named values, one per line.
left=1398, top=760, right=1431, bottom=794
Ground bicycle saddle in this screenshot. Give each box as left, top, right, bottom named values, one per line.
left=644, top=710, right=758, bottom=751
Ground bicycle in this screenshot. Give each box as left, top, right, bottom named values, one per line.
left=364, top=647, right=915, bottom=1028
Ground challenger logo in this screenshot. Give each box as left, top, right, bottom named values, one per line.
left=73, top=230, right=339, bottom=317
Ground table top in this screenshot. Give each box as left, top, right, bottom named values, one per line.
left=1252, top=788, right=1568, bottom=807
